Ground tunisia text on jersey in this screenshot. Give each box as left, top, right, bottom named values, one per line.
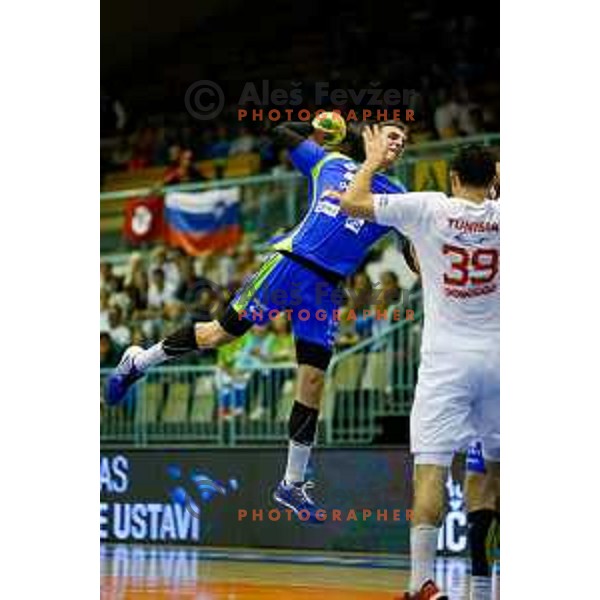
left=374, top=191, right=499, bottom=352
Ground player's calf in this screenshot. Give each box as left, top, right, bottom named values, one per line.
left=465, top=459, right=500, bottom=600
left=407, top=460, right=450, bottom=598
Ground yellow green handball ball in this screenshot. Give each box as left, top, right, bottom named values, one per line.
left=312, top=111, right=347, bottom=148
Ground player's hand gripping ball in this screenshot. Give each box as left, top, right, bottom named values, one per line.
left=312, top=111, right=347, bottom=148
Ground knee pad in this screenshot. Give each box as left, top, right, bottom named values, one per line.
left=295, top=338, right=332, bottom=371
left=288, top=401, right=319, bottom=446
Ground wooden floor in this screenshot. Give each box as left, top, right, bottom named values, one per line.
left=101, top=544, right=490, bottom=599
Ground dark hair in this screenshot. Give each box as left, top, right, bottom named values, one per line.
left=343, top=122, right=367, bottom=162
left=378, top=120, right=407, bottom=131
left=343, top=120, right=407, bottom=163
left=450, top=145, right=496, bottom=188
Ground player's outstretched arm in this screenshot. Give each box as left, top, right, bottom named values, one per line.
left=271, top=122, right=313, bottom=150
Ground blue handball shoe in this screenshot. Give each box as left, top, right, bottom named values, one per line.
left=106, top=346, right=145, bottom=406
left=273, top=480, right=325, bottom=524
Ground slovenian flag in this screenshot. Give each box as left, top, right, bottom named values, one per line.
left=164, top=188, right=242, bottom=255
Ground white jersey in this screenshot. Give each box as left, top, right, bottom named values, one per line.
left=374, top=191, right=499, bottom=353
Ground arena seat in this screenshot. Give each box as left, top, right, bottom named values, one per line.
left=190, top=377, right=216, bottom=423
left=332, top=354, right=364, bottom=391
left=101, top=153, right=261, bottom=192
left=361, top=352, right=388, bottom=390
left=135, top=381, right=164, bottom=424
left=162, top=382, right=192, bottom=423
left=102, top=166, right=167, bottom=192
left=275, top=378, right=296, bottom=421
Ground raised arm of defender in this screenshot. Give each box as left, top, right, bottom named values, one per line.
left=330, top=125, right=391, bottom=219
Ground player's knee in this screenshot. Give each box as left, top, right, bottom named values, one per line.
left=413, top=493, right=445, bottom=526
left=303, top=367, right=325, bottom=392
left=465, top=469, right=499, bottom=512
left=298, top=366, right=325, bottom=409
left=412, top=464, right=447, bottom=525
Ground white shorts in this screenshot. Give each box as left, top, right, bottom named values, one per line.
left=411, top=348, right=499, bottom=461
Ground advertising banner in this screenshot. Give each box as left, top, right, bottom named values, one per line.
left=100, top=448, right=467, bottom=554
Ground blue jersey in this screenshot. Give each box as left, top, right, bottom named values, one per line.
left=273, top=140, right=408, bottom=277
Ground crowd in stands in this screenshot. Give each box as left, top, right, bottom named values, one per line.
left=101, top=79, right=497, bottom=184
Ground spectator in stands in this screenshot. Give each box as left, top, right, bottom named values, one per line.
left=196, top=129, right=213, bottom=161
left=130, top=326, right=147, bottom=348
left=148, top=246, right=180, bottom=291
left=175, top=256, right=198, bottom=301
left=108, top=276, right=131, bottom=315
left=270, top=149, right=293, bottom=175
left=124, top=252, right=144, bottom=288
left=434, top=88, right=461, bottom=139
left=372, top=271, right=405, bottom=341
left=257, top=132, right=277, bottom=171
left=234, top=243, right=260, bottom=282
left=128, top=270, right=149, bottom=318
left=127, top=128, right=155, bottom=171
left=208, top=125, right=231, bottom=179
left=199, top=251, right=233, bottom=289
left=167, top=144, right=181, bottom=167
left=235, top=324, right=274, bottom=370
left=100, top=262, right=114, bottom=292
left=163, top=149, right=205, bottom=185
left=100, top=332, right=121, bottom=368
left=148, top=267, right=177, bottom=311
left=100, top=288, right=111, bottom=331
left=269, top=314, right=295, bottom=362
left=208, top=126, right=231, bottom=160
left=353, top=272, right=375, bottom=335
left=454, top=85, right=481, bottom=136
left=380, top=270, right=403, bottom=305
left=107, top=306, right=131, bottom=347
left=235, top=324, right=278, bottom=419
left=215, top=336, right=247, bottom=419
left=159, top=300, right=187, bottom=339
left=336, top=299, right=360, bottom=349
left=229, top=126, right=256, bottom=156
left=151, top=127, right=169, bottom=165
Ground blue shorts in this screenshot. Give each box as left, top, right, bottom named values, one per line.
left=227, top=253, right=342, bottom=350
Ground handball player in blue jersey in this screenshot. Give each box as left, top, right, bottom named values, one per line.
left=106, top=115, right=410, bottom=521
